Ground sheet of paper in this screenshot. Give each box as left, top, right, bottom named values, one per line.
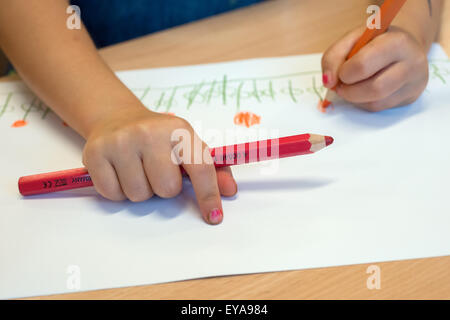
left=0, top=44, right=449, bottom=299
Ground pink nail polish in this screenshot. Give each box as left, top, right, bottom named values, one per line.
left=322, top=74, right=329, bottom=86
left=209, top=208, right=223, bottom=224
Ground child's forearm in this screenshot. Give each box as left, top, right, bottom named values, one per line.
left=0, top=0, right=143, bottom=139
left=373, top=0, right=443, bottom=52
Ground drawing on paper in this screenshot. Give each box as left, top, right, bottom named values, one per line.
left=0, top=58, right=449, bottom=128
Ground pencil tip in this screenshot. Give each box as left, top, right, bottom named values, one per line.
left=325, top=136, right=334, bottom=146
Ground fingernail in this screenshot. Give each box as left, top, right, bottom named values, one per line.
left=322, top=73, right=329, bottom=86
left=208, top=208, right=223, bottom=225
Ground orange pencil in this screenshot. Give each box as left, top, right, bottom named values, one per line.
left=320, top=0, right=408, bottom=111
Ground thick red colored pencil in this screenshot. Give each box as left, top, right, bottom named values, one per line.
left=18, top=133, right=333, bottom=196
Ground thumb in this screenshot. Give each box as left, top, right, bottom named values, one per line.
left=321, top=27, right=365, bottom=89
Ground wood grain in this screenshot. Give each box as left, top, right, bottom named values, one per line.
left=3, top=0, right=448, bottom=299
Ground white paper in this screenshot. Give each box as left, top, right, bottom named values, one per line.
left=0, top=44, right=449, bottom=299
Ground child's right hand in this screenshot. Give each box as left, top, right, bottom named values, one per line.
left=82, top=104, right=237, bottom=225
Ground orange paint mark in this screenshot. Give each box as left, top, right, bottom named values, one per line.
left=62, top=121, right=69, bottom=127
left=317, top=99, right=332, bottom=113
left=234, top=111, right=261, bottom=128
left=12, top=120, right=28, bottom=128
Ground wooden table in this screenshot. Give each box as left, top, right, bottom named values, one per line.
left=4, top=0, right=448, bottom=299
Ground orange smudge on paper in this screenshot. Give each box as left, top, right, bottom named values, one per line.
left=62, top=121, right=69, bottom=127
left=234, top=111, right=261, bottom=128
left=12, top=120, right=28, bottom=128
left=317, top=99, right=332, bottom=113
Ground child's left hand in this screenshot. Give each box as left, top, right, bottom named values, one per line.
left=321, top=26, right=429, bottom=112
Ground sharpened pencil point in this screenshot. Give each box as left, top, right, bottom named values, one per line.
left=325, top=136, right=334, bottom=146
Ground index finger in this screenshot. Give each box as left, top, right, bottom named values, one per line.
left=321, top=27, right=365, bottom=88
left=175, top=130, right=224, bottom=225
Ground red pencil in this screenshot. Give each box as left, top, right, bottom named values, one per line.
left=18, top=133, right=333, bottom=196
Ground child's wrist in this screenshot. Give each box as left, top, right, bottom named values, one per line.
left=78, top=94, right=150, bottom=139
left=391, top=4, right=440, bottom=54
left=391, top=22, right=433, bottom=53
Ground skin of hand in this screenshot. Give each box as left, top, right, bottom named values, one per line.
left=321, top=0, right=442, bottom=112
left=83, top=105, right=238, bottom=225
left=0, top=0, right=236, bottom=225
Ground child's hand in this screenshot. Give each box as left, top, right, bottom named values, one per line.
left=82, top=105, right=237, bottom=225
left=321, top=26, right=429, bottom=112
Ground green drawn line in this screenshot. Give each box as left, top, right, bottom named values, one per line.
left=268, top=80, right=275, bottom=101
left=140, top=87, right=151, bottom=101
left=236, top=81, right=244, bottom=111
left=0, top=92, right=13, bottom=118
left=288, top=80, right=297, bottom=103
left=222, top=75, right=227, bottom=105
left=156, top=91, right=166, bottom=110
left=166, top=86, right=178, bottom=112
left=187, top=81, right=204, bottom=109
left=37, top=101, right=51, bottom=119
left=41, top=105, right=51, bottom=119
left=431, top=63, right=446, bottom=84
left=312, top=77, right=323, bottom=101
left=129, top=70, right=321, bottom=92
left=22, top=98, right=36, bottom=121
left=253, top=80, right=261, bottom=103
left=206, top=80, right=216, bottom=104
left=236, top=70, right=320, bottom=83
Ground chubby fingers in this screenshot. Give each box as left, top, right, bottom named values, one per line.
left=357, top=82, right=423, bottom=112
left=333, top=27, right=428, bottom=110
left=337, top=31, right=405, bottom=85
left=336, top=61, right=408, bottom=104
left=216, top=166, right=237, bottom=197
left=321, top=27, right=365, bottom=88
left=111, top=152, right=154, bottom=202
left=174, top=128, right=223, bottom=225
left=142, top=144, right=183, bottom=199
left=82, top=143, right=127, bottom=201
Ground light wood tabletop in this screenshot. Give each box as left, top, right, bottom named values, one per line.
left=3, top=0, right=449, bottom=299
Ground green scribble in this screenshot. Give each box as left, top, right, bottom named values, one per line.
left=252, top=79, right=261, bottom=103
left=166, top=86, right=178, bottom=112
left=21, top=97, right=37, bottom=121
left=186, top=81, right=204, bottom=109
left=0, top=92, right=13, bottom=118
left=41, top=106, right=51, bottom=119
left=140, top=87, right=151, bottom=101
left=268, top=80, right=275, bottom=101
left=288, top=80, right=297, bottom=103
left=155, top=91, right=166, bottom=110
left=236, top=81, right=244, bottom=111
left=312, top=77, right=324, bottom=101
left=3, top=59, right=449, bottom=125
left=206, top=79, right=216, bottom=105
left=222, top=75, right=227, bottom=105
left=430, top=63, right=447, bottom=85
left=129, top=70, right=320, bottom=92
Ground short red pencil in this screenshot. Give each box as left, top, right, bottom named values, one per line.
left=18, top=133, right=333, bottom=196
